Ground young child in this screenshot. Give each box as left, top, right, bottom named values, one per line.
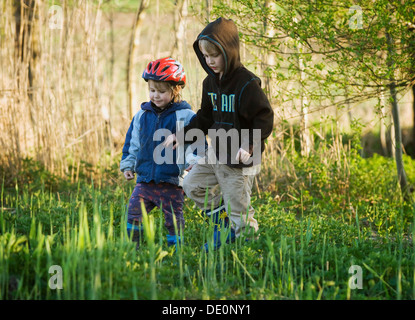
left=120, top=57, right=199, bottom=249
left=164, top=18, right=274, bottom=252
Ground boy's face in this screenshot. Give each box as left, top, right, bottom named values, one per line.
left=200, top=42, right=225, bottom=78
left=148, top=80, right=173, bottom=109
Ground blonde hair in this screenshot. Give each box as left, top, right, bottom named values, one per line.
left=199, top=39, right=221, bottom=55
left=148, top=80, right=182, bottom=103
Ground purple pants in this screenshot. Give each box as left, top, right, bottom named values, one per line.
left=127, top=181, right=185, bottom=236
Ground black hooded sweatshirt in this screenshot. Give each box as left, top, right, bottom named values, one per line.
left=183, top=17, right=274, bottom=168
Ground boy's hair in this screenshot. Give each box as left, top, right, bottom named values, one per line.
left=149, top=80, right=182, bottom=103
left=198, top=39, right=221, bottom=55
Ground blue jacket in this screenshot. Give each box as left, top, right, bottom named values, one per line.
left=120, top=100, right=202, bottom=186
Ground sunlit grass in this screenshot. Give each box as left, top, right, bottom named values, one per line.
left=1, top=157, right=414, bottom=300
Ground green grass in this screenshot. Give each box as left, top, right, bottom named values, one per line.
left=1, top=150, right=415, bottom=300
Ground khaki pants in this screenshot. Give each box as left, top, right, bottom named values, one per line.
left=183, top=148, right=259, bottom=238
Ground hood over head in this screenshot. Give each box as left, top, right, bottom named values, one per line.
left=193, top=17, right=242, bottom=80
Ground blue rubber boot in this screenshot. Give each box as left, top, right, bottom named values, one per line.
left=127, top=223, right=144, bottom=250
left=167, top=234, right=182, bottom=251
left=204, top=225, right=236, bottom=252
left=201, top=205, right=226, bottom=225
left=202, top=206, right=235, bottom=252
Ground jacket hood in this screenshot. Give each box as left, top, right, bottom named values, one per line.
left=141, top=100, right=192, bottom=113
left=193, top=17, right=242, bottom=80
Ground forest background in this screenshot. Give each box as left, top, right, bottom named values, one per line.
left=1, top=0, right=415, bottom=300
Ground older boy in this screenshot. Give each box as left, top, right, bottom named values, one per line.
left=165, top=18, right=274, bottom=251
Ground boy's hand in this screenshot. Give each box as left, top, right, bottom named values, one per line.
left=235, top=148, right=251, bottom=164
left=124, top=170, right=135, bottom=180
left=185, top=164, right=194, bottom=172
left=163, top=133, right=178, bottom=149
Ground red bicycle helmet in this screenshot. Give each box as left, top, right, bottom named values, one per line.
left=142, top=57, right=186, bottom=87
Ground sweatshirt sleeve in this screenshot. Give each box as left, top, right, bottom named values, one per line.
left=238, top=78, right=274, bottom=152
left=183, top=79, right=214, bottom=138
left=175, top=109, right=207, bottom=169
left=120, top=111, right=144, bottom=172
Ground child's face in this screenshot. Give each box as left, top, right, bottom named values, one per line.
left=148, top=80, right=173, bottom=109
left=200, top=42, right=225, bottom=78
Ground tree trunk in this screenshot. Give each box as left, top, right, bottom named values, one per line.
left=127, top=0, right=150, bottom=120
left=389, top=82, right=408, bottom=198
left=412, top=85, right=415, bottom=156
left=407, top=22, right=415, bottom=158
left=289, top=16, right=312, bottom=157
left=379, top=90, right=388, bottom=156
left=297, top=34, right=311, bottom=156
left=205, top=0, right=211, bottom=21
left=13, top=0, right=39, bottom=101
left=171, top=0, right=187, bottom=57
left=386, top=33, right=409, bottom=200
left=261, top=0, right=275, bottom=101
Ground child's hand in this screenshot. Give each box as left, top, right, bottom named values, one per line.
left=163, top=133, right=178, bottom=149
left=124, top=170, right=135, bottom=180
left=185, top=164, right=194, bottom=172
left=235, top=148, right=251, bottom=164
